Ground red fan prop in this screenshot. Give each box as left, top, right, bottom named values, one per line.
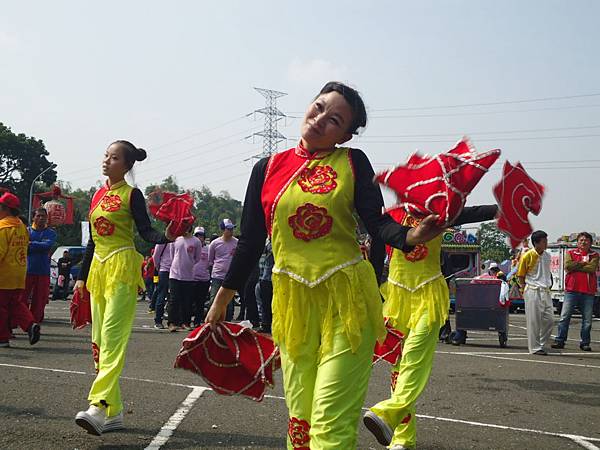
left=70, top=287, right=92, bottom=330
left=493, top=161, right=545, bottom=249
left=174, top=322, right=281, bottom=401
left=147, top=190, right=195, bottom=237
left=373, top=321, right=404, bottom=365
left=375, top=138, right=501, bottom=227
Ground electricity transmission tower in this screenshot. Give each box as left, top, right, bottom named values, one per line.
left=248, top=87, right=287, bottom=158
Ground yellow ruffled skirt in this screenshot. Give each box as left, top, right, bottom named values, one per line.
left=87, top=248, right=144, bottom=299
left=272, top=259, right=386, bottom=362
left=381, top=276, right=449, bottom=334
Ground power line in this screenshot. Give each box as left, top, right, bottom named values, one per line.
left=368, top=92, right=600, bottom=112
left=58, top=115, right=251, bottom=177
left=284, top=92, right=600, bottom=115
left=352, top=124, right=600, bottom=138
left=150, top=115, right=250, bottom=150
left=64, top=128, right=259, bottom=183
left=328, top=133, right=600, bottom=144
left=134, top=129, right=259, bottom=175
left=369, top=104, right=600, bottom=119
left=136, top=143, right=256, bottom=181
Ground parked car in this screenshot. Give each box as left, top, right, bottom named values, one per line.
left=50, top=246, right=86, bottom=298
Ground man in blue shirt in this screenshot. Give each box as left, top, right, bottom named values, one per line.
left=22, top=208, right=56, bottom=323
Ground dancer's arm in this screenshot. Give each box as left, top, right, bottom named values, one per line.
left=77, top=223, right=95, bottom=283
left=351, top=149, right=445, bottom=281
left=452, top=205, right=498, bottom=226
left=130, top=188, right=173, bottom=243
left=207, top=158, right=269, bottom=325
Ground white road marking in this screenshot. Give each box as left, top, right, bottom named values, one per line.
left=415, top=414, right=600, bottom=448
left=437, top=351, right=598, bottom=356
left=3, top=362, right=600, bottom=449
left=144, top=387, right=208, bottom=450
left=436, top=351, right=600, bottom=368
left=508, top=323, right=600, bottom=344
left=0, top=362, right=87, bottom=375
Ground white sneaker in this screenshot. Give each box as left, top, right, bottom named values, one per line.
left=363, top=410, right=393, bottom=446
left=103, top=412, right=124, bottom=432
left=75, top=405, right=105, bottom=435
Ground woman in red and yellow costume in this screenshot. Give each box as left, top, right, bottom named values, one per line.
left=363, top=205, right=497, bottom=450
left=206, top=82, right=446, bottom=449
left=74, top=140, right=172, bottom=435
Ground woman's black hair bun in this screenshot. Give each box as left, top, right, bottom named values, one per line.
left=135, top=148, right=147, bottom=162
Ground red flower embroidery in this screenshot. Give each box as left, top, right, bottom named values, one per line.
left=401, top=413, right=412, bottom=424
left=100, top=194, right=122, bottom=212
left=288, top=417, right=310, bottom=448
left=288, top=203, right=333, bottom=241
left=391, top=370, right=399, bottom=392
left=94, top=216, right=115, bottom=237
left=298, top=165, right=337, bottom=194
left=404, top=244, right=428, bottom=262
left=92, top=342, right=100, bottom=366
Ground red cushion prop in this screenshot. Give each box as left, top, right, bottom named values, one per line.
left=148, top=191, right=195, bottom=237
left=373, top=321, right=404, bottom=365
left=70, top=287, right=92, bottom=330
left=375, top=138, right=501, bottom=226
left=174, top=322, right=281, bottom=402
left=493, top=161, right=545, bottom=249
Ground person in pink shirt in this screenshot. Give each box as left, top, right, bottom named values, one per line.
left=151, top=242, right=173, bottom=329
left=167, top=226, right=203, bottom=332
left=191, top=226, right=210, bottom=326
left=207, top=218, right=238, bottom=320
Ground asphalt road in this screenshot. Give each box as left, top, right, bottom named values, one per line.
left=1, top=300, right=599, bottom=450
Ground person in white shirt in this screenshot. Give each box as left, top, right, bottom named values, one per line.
left=517, top=230, right=553, bottom=355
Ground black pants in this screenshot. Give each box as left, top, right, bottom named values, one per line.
left=191, top=280, right=210, bottom=325
left=168, top=279, right=196, bottom=326
left=153, top=271, right=169, bottom=324
left=258, top=280, right=273, bottom=330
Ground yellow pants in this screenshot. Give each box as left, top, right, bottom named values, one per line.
left=280, top=313, right=376, bottom=450
left=88, top=282, right=137, bottom=417
left=370, top=311, right=441, bottom=449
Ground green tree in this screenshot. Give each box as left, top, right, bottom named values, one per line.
left=0, top=122, right=57, bottom=215
left=477, top=221, right=511, bottom=263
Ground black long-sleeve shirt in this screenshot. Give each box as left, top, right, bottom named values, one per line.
left=78, top=188, right=169, bottom=282
left=222, top=148, right=414, bottom=291
left=452, top=205, right=498, bottom=226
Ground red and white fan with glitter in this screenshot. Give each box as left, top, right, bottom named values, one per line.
left=493, top=161, right=545, bottom=249
left=174, top=322, right=281, bottom=401
left=373, top=320, right=404, bottom=365
left=375, top=138, right=501, bottom=227
left=147, top=190, right=195, bottom=237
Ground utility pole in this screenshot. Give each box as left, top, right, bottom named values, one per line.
left=247, top=87, right=287, bottom=159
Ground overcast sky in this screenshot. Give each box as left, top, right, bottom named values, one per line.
left=2, top=1, right=599, bottom=240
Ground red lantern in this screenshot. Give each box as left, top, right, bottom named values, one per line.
left=44, top=199, right=67, bottom=226
left=32, top=184, right=74, bottom=226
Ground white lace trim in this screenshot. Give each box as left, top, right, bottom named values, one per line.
left=272, top=255, right=363, bottom=288
left=387, top=272, right=444, bottom=293
left=93, top=246, right=135, bottom=263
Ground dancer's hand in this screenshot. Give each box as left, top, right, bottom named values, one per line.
left=406, top=214, right=445, bottom=245
left=165, top=221, right=176, bottom=241
left=74, top=280, right=85, bottom=297
left=205, top=287, right=236, bottom=329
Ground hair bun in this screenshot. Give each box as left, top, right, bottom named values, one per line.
left=135, top=148, right=147, bottom=162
